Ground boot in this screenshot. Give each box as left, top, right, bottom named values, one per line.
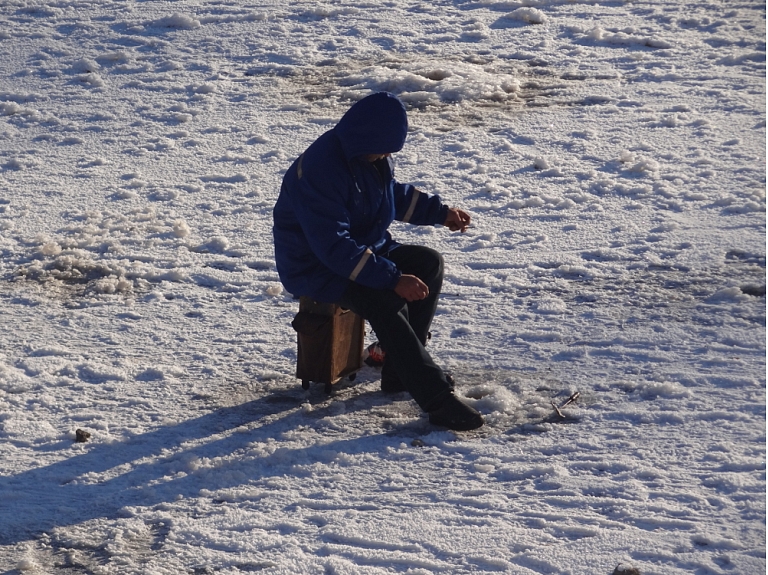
left=428, top=393, right=484, bottom=431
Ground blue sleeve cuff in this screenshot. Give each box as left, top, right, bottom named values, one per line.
left=437, top=204, right=450, bottom=226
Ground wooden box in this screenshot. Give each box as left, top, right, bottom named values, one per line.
left=291, top=296, right=365, bottom=393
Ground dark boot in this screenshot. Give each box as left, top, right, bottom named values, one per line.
left=428, top=394, right=484, bottom=431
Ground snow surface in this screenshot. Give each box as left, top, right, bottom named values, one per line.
left=0, top=0, right=765, bottom=574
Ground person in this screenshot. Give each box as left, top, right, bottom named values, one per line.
left=273, top=92, right=484, bottom=431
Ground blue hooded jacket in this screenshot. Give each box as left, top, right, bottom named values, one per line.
left=273, top=92, right=449, bottom=303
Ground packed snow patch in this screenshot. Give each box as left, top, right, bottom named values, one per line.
left=29, top=346, right=73, bottom=357
left=462, top=384, right=518, bottom=414
left=78, top=363, right=127, bottom=384
left=583, top=26, right=674, bottom=49
left=636, top=381, right=690, bottom=400
left=708, top=287, right=753, bottom=303
left=532, top=296, right=568, bottom=314
left=150, top=13, right=201, bottom=30
left=505, top=8, right=547, bottom=25
left=172, top=219, right=191, bottom=238
left=338, top=60, right=520, bottom=106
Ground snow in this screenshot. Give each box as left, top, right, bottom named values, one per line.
left=0, top=0, right=765, bottom=573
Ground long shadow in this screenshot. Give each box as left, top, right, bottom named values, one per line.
left=0, top=388, right=388, bottom=547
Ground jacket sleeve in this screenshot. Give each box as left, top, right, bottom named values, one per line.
left=393, top=181, right=450, bottom=226
left=289, top=161, right=402, bottom=291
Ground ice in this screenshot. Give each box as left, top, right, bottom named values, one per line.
left=0, top=0, right=764, bottom=573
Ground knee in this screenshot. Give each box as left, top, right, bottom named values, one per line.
left=389, top=244, right=444, bottom=283
left=422, top=247, right=444, bottom=282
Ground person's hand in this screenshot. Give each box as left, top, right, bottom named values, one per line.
left=395, top=274, right=429, bottom=302
left=444, top=207, right=471, bottom=232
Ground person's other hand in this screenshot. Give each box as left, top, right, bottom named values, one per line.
left=395, top=274, right=429, bottom=301
left=444, top=208, right=471, bottom=232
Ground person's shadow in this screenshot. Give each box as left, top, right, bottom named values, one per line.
left=0, top=387, right=382, bottom=547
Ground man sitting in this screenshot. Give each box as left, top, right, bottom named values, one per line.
left=273, top=92, right=483, bottom=431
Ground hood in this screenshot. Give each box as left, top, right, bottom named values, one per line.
left=334, top=92, right=408, bottom=160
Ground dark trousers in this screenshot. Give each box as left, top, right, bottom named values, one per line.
left=336, top=245, right=452, bottom=411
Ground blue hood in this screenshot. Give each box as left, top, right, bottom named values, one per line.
left=334, top=92, right=408, bottom=160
